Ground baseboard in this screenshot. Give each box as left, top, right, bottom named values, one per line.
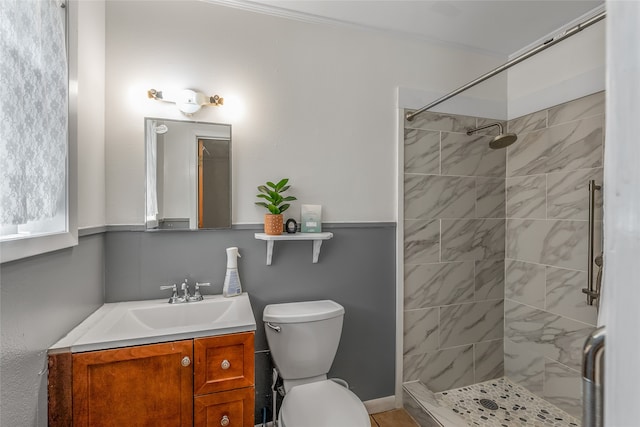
left=363, top=395, right=397, bottom=414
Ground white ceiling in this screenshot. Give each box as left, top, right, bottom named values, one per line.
left=215, top=0, right=604, bottom=56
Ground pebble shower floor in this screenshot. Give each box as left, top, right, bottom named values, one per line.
left=435, top=377, right=580, bottom=427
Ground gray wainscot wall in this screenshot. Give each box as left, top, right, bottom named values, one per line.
left=104, top=223, right=396, bottom=422
left=0, top=234, right=105, bottom=427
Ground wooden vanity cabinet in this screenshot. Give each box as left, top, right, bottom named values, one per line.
left=48, top=332, right=255, bottom=427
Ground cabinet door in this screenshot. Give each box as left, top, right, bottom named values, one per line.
left=194, top=332, right=254, bottom=395
left=194, top=387, right=254, bottom=427
left=72, top=340, right=193, bottom=427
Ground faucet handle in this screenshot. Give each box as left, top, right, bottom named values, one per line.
left=160, top=284, right=179, bottom=304
left=188, top=282, right=211, bottom=302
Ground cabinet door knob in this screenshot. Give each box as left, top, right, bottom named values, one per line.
left=220, top=415, right=230, bottom=426
left=181, top=356, right=191, bottom=367
left=221, top=359, right=230, bottom=370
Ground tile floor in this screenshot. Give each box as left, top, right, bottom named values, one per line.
left=403, top=377, right=580, bottom=427
left=435, top=378, right=580, bottom=427
left=370, top=409, right=419, bottom=427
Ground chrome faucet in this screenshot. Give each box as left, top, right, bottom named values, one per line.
left=161, top=280, right=211, bottom=304
left=180, top=280, right=191, bottom=302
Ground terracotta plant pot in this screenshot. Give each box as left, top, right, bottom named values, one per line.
left=264, top=214, right=283, bottom=235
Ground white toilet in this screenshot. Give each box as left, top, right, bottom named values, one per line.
left=263, top=300, right=370, bottom=427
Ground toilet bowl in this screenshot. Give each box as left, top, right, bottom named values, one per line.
left=263, top=300, right=370, bottom=427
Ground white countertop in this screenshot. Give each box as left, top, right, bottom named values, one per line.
left=49, top=292, right=256, bottom=353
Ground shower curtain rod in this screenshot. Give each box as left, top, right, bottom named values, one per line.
left=405, top=10, right=607, bottom=122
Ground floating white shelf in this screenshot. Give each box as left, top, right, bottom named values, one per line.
left=254, top=232, right=334, bottom=265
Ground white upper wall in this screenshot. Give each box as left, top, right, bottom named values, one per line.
left=507, top=20, right=605, bottom=119
left=104, top=0, right=505, bottom=225
left=77, top=0, right=106, bottom=228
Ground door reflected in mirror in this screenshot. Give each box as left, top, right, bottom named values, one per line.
left=145, top=118, right=231, bottom=230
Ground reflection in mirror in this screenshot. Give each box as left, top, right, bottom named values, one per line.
left=145, top=118, right=231, bottom=230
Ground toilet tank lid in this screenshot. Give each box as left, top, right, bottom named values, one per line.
left=263, top=300, right=344, bottom=323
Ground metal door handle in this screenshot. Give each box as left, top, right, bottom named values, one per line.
left=583, top=326, right=605, bottom=427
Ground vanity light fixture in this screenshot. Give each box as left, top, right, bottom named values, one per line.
left=147, top=88, right=224, bottom=115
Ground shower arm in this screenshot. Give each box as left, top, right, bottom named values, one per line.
left=467, top=122, right=503, bottom=136
left=405, top=10, right=606, bottom=122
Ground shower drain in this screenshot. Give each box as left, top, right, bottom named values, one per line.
left=479, top=398, right=499, bottom=411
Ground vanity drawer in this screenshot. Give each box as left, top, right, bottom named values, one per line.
left=194, top=387, right=254, bottom=427
left=194, top=332, right=254, bottom=395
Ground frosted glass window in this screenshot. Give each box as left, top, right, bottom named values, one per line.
left=0, top=0, right=68, bottom=242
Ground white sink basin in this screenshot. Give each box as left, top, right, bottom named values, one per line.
left=130, top=298, right=233, bottom=330
left=50, top=293, right=256, bottom=353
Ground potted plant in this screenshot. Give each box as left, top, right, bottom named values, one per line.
left=255, top=178, right=297, bottom=235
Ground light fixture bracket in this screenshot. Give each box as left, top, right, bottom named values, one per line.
left=147, top=88, right=224, bottom=115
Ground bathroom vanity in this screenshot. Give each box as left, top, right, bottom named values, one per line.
left=48, top=294, right=256, bottom=427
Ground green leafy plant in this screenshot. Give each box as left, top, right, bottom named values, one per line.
left=255, top=178, right=297, bottom=215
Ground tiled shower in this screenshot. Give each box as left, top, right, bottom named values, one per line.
left=402, top=91, right=604, bottom=424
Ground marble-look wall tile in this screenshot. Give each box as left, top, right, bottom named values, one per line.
left=505, top=259, right=545, bottom=309
left=441, top=219, right=505, bottom=262
left=506, top=219, right=588, bottom=271
left=504, top=337, right=544, bottom=396
left=548, top=91, right=605, bottom=127
left=441, top=132, right=506, bottom=177
left=504, top=299, right=594, bottom=371
left=547, top=168, right=603, bottom=220
left=506, top=175, right=546, bottom=219
left=405, top=174, right=476, bottom=219
left=403, top=345, right=474, bottom=392
left=546, top=266, right=597, bottom=325
left=440, top=299, right=504, bottom=348
left=507, top=110, right=547, bottom=135
left=476, top=177, right=505, bottom=218
left=475, top=259, right=504, bottom=301
left=543, top=360, right=583, bottom=420
left=474, top=339, right=504, bottom=382
left=404, top=129, right=440, bottom=175
left=404, top=110, right=476, bottom=133
left=404, top=308, right=439, bottom=356
left=404, top=220, right=440, bottom=264
left=404, top=262, right=474, bottom=309
left=507, top=116, right=603, bottom=177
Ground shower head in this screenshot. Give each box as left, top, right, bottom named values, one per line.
left=466, top=122, right=517, bottom=149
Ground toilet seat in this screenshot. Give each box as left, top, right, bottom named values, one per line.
left=279, top=380, right=370, bottom=427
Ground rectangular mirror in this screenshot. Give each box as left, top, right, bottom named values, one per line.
left=145, top=118, right=231, bottom=230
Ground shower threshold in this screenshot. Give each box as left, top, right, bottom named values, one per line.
left=403, top=377, right=580, bottom=427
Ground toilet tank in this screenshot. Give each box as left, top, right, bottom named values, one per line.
left=263, top=300, right=345, bottom=381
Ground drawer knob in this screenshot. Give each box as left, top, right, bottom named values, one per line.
left=221, top=415, right=230, bottom=426
left=181, top=356, right=191, bottom=367
left=221, top=359, right=231, bottom=370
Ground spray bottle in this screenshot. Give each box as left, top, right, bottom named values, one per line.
left=223, top=247, right=242, bottom=297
